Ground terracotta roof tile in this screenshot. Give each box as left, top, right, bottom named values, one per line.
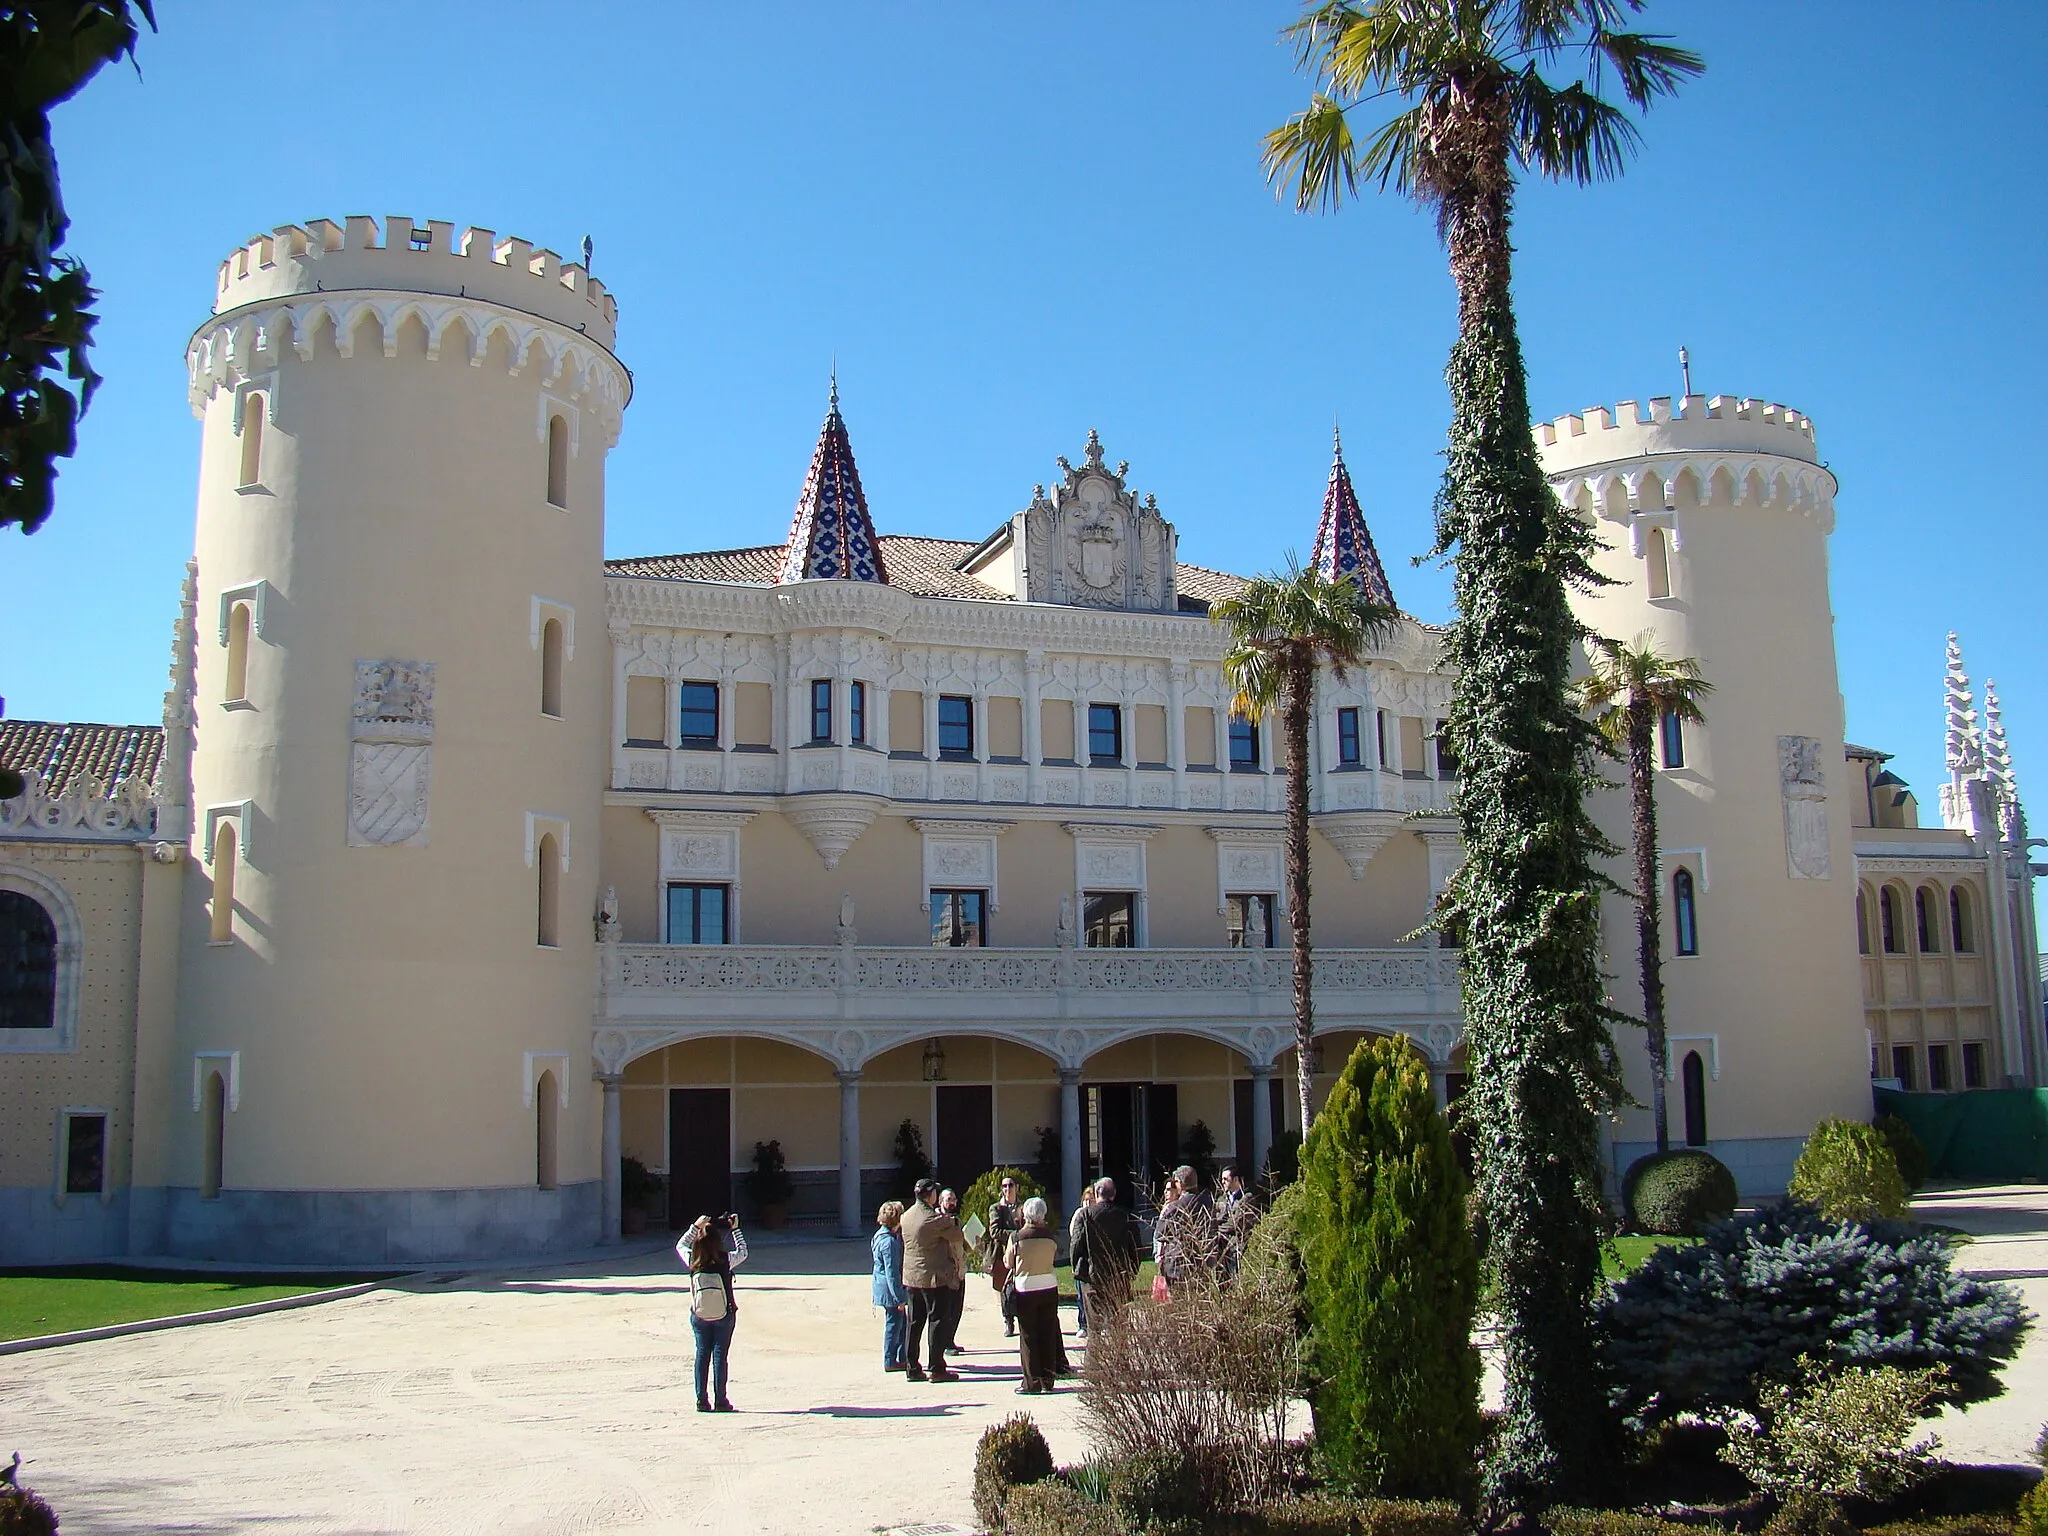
left=0, top=719, right=164, bottom=790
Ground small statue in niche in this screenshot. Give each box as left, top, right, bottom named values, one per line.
left=595, top=885, right=620, bottom=944
left=837, top=892, right=858, bottom=948
left=1055, top=893, right=1076, bottom=949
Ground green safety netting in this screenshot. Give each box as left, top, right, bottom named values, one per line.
left=1874, top=1086, right=2048, bottom=1180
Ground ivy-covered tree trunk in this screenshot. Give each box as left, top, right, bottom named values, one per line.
left=1283, top=654, right=1316, bottom=1138
left=1433, top=141, right=1622, bottom=1509
left=1627, top=693, right=1670, bottom=1154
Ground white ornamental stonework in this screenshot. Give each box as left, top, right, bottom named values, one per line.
left=1779, top=734, right=1831, bottom=880
left=347, top=659, right=435, bottom=847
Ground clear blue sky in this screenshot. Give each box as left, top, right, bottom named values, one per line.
left=3, top=2, right=2042, bottom=818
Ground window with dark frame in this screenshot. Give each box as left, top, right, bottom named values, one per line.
left=1660, top=709, right=1685, bottom=769
left=1434, top=720, right=1459, bottom=779
left=1375, top=709, right=1389, bottom=767
left=929, top=890, right=987, bottom=947
left=938, top=695, right=973, bottom=756
left=65, top=1113, right=106, bottom=1195
left=666, top=882, right=730, bottom=945
left=849, top=681, right=867, bottom=745
left=1962, top=1041, right=1986, bottom=1088
left=1337, top=707, right=1361, bottom=765
left=1951, top=887, right=1975, bottom=952
left=1672, top=868, right=1699, bottom=956
left=1927, top=1042, right=1952, bottom=1092
left=810, top=679, right=833, bottom=743
left=678, top=681, right=719, bottom=747
left=1890, top=1044, right=1916, bottom=1090
left=0, top=889, right=58, bottom=1030
left=1881, top=888, right=1902, bottom=953
left=1083, top=892, right=1136, bottom=948
left=1224, top=893, right=1274, bottom=949
left=1228, top=715, right=1259, bottom=769
left=1087, top=702, right=1122, bottom=761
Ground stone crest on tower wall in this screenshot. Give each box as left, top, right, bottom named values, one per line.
left=1779, top=734, right=1831, bottom=880
left=348, top=659, right=435, bottom=847
left=1016, top=431, right=1176, bottom=613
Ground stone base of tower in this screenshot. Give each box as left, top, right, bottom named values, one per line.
left=124, top=1182, right=602, bottom=1266
left=0, top=1185, right=137, bottom=1264
left=1610, top=1135, right=1811, bottom=1200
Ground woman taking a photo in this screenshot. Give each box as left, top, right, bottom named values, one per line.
left=1004, top=1197, right=1062, bottom=1394
left=681, top=1212, right=748, bottom=1412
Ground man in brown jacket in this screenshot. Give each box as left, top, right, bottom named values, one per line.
left=898, top=1178, right=962, bottom=1382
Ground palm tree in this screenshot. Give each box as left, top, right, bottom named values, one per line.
left=1213, top=561, right=1399, bottom=1145
left=1262, top=0, right=1701, bottom=1507
left=1576, top=634, right=1711, bottom=1154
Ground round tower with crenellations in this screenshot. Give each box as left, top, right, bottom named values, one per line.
left=1538, top=393, right=1869, bottom=1194
left=161, top=217, right=630, bottom=1261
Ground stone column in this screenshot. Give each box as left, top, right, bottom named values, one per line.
left=1168, top=660, right=1189, bottom=810
left=597, top=1073, right=622, bottom=1245
left=1430, top=1066, right=1451, bottom=1111
left=1023, top=651, right=1045, bottom=802
left=1059, top=1067, right=1084, bottom=1214
left=607, top=624, right=631, bottom=790
left=837, top=1069, right=863, bottom=1238
left=1248, top=1061, right=1275, bottom=1185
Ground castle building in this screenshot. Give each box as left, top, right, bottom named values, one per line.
left=3, top=217, right=2041, bottom=1263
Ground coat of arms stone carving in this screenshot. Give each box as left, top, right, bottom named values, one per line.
left=1011, top=431, right=1177, bottom=612
left=1779, top=733, right=1831, bottom=880
left=348, top=659, right=435, bottom=847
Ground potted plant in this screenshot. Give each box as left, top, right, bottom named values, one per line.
left=620, top=1155, right=658, bottom=1236
left=747, top=1138, right=794, bottom=1229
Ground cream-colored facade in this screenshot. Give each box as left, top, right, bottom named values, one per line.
left=2, top=216, right=2040, bottom=1263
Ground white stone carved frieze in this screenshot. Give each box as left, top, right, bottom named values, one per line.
left=1779, top=734, right=1832, bottom=880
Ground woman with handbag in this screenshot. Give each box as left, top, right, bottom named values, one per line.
left=1005, top=1197, right=1062, bottom=1393
left=680, top=1212, right=748, bottom=1412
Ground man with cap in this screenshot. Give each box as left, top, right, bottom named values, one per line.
left=898, top=1177, right=962, bottom=1382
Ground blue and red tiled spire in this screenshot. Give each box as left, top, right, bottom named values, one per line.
left=777, top=376, right=890, bottom=585
left=1310, top=427, right=1395, bottom=608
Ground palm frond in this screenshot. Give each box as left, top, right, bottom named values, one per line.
left=1587, top=27, right=1704, bottom=107
left=1513, top=72, right=1640, bottom=182
left=1263, top=94, right=1363, bottom=213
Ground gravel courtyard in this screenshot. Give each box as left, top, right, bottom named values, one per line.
left=2, top=1186, right=2043, bottom=1535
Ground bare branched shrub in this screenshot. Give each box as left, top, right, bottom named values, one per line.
left=1077, top=1209, right=1301, bottom=1511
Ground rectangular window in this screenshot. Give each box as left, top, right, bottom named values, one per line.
left=849, top=681, right=867, bottom=745
left=64, top=1113, right=106, bottom=1195
left=930, top=890, right=988, bottom=947
left=1927, top=1042, right=1952, bottom=1092
left=1962, top=1041, right=1986, bottom=1089
left=1660, top=709, right=1686, bottom=769
left=1375, top=709, right=1389, bottom=767
left=1083, top=892, right=1136, bottom=948
left=1229, top=715, right=1259, bottom=769
left=665, top=883, right=730, bottom=945
left=938, top=695, right=974, bottom=756
left=1890, top=1044, right=1916, bottom=1091
left=1337, top=707, right=1361, bottom=766
left=678, top=681, right=719, bottom=747
left=1088, top=702, right=1123, bottom=761
left=1224, top=894, right=1274, bottom=949
left=810, top=679, right=833, bottom=744
left=1434, top=720, right=1459, bottom=779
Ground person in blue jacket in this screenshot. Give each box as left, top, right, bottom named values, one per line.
left=871, top=1199, right=910, bottom=1371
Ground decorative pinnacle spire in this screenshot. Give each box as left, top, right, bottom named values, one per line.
left=1983, top=680, right=2025, bottom=842
left=776, top=379, right=888, bottom=586
left=1310, top=429, right=1396, bottom=607
left=1944, top=632, right=1981, bottom=776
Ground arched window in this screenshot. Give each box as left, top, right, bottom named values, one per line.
left=0, top=889, right=58, bottom=1030
left=1951, top=886, right=1976, bottom=953
left=1672, top=868, right=1698, bottom=956
left=535, top=1070, right=559, bottom=1191
left=1646, top=526, right=1672, bottom=600
left=210, top=824, right=237, bottom=944
left=201, top=1069, right=226, bottom=1200
left=545, top=415, right=569, bottom=508
left=1659, top=708, right=1685, bottom=769
left=1880, top=886, right=1904, bottom=954
left=1856, top=889, right=1871, bottom=955
left=224, top=602, right=252, bottom=704
left=238, top=393, right=266, bottom=488
left=540, top=617, right=564, bottom=718
left=1681, top=1051, right=1707, bottom=1146
left=536, top=832, right=559, bottom=948
left=1915, top=886, right=1941, bottom=953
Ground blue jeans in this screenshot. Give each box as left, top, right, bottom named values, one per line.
left=691, top=1310, right=736, bottom=1404
left=882, top=1305, right=906, bottom=1368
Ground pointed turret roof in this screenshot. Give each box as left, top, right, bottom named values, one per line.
left=777, top=378, right=889, bottom=585
left=1310, top=429, right=1395, bottom=607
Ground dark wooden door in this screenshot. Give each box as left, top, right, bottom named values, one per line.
left=668, top=1087, right=732, bottom=1231
left=1089, top=1084, right=1136, bottom=1202
left=1145, top=1083, right=1180, bottom=1192
left=1232, top=1077, right=1286, bottom=1169
left=934, top=1084, right=994, bottom=1191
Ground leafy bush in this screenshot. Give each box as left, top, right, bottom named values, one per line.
left=2020, top=1481, right=2048, bottom=1536
left=1078, top=1250, right=1299, bottom=1510
left=1003, top=1479, right=1125, bottom=1536
left=962, top=1166, right=1044, bottom=1271
left=892, top=1118, right=930, bottom=1199
left=0, top=1483, right=58, bottom=1536
left=1718, top=1357, right=1945, bottom=1501
left=1789, top=1118, right=1911, bottom=1221
left=1597, top=1204, right=2031, bottom=1424
left=1296, top=1035, right=1479, bottom=1497
left=1032, top=1124, right=1062, bottom=1202
left=1253, top=1495, right=1465, bottom=1536
left=1763, top=1493, right=1859, bottom=1536
left=1265, top=1129, right=1302, bottom=1189
left=745, top=1138, right=793, bottom=1207
left=1546, top=1512, right=1713, bottom=1536
left=1108, top=1451, right=1207, bottom=1534
left=1238, top=1178, right=1309, bottom=1341
left=974, top=1412, right=1055, bottom=1533
left=1622, top=1148, right=1737, bottom=1235
left=1869, top=1521, right=2030, bottom=1536
left=1181, top=1119, right=1219, bottom=1189
left=1874, top=1113, right=1931, bottom=1192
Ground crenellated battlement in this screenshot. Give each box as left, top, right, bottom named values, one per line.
left=1535, top=393, right=1818, bottom=473
left=213, top=216, right=617, bottom=348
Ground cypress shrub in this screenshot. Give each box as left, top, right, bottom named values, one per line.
left=1297, top=1035, right=1480, bottom=1497
left=1622, top=1149, right=1737, bottom=1235
left=1874, top=1112, right=1931, bottom=1192
left=1788, top=1118, right=1911, bottom=1221
left=0, top=1484, right=59, bottom=1536
left=974, top=1413, right=1055, bottom=1533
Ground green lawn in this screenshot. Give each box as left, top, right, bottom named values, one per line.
left=1602, top=1234, right=1698, bottom=1278
left=1051, top=1259, right=1158, bottom=1300
left=0, top=1267, right=390, bottom=1343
